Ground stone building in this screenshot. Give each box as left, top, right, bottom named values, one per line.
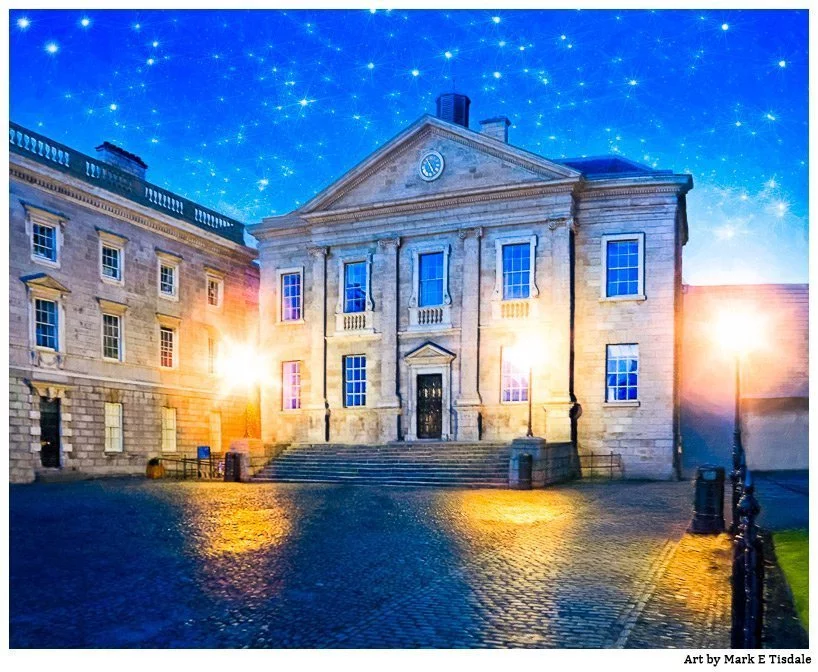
left=9, top=122, right=259, bottom=483
left=251, top=94, right=693, bottom=479
left=680, top=283, right=808, bottom=474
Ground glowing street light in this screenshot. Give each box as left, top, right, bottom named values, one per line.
left=505, top=334, right=546, bottom=438
left=713, top=310, right=765, bottom=531
left=214, top=338, right=268, bottom=438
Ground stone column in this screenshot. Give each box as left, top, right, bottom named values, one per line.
left=307, top=246, right=328, bottom=442
left=543, top=219, right=574, bottom=443
left=455, top=227, right=482, bottom=441
left=377, top=237, right=401, bottom=442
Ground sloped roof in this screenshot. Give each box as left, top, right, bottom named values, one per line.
left=553, top=155, right=672, bottom=179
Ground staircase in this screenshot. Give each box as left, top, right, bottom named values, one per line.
left=252, top=441, right=511, bottom=488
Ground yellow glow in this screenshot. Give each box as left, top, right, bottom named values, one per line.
left=505, top=333, right=546, bottom=370
left=215, top=337, right=271, bottom=394
left=712, top=310, right=765, bottom=356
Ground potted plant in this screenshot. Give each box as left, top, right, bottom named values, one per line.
left=146, top=457, right=165, bottom=479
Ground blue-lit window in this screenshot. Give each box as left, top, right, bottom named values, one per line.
left=344, top=262, right=367, bottom=313
left=606, top=344, right=639, bottom=401
left=32, top=223, right=57, bottom=262
left=281, top=272, right=302, bottom=321
left=501, top=354, right=529, bottom=403
left=502, top=243, right=530, bottom=300
left=419, top=252, right=444, bottom=307
left=35, top=299, right=58, bottom=350
left=343, top=355, right=366, bottom=407
left=283, top=361, right=301, bottom=410
left=606, top=239, right=640, bottom=297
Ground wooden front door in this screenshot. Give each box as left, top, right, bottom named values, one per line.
left=39, top=397, right=61, bottom=468
left=416, top=374, right=443, bottom=439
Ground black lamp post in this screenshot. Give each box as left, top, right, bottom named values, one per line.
left=730, top=352, right=746, bottom=533
left=526, top=365, right=533, bottom=437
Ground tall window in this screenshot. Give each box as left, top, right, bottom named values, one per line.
left=159, top=262, right=177, bottom=298
left=283, top=361, right=302, bottom=410
left=32, top=223, right=57, bottom=262
left=419, top=252, right=444, bottom=307
left=104, top=402, right=123, bottom=452
left=161, top=407, right=177, bottom=452
left=606, top=239, right=640, bottom=297
left=160, top=326, right=175, bottom=368
left=344, top=262, right=367, bottom=313
left=502, top=243, right=531, bottom=300
left=281, top=272, right=302, bottom=321
left=606, top=344, right=639, bottom=401
left=101, top=245, right=122, bottom=281
left=207, top=277, right=222, bottom=307
left=208, top=336, right=218, bottom=374
left=343, top=355, right=367, bottom=407
left=35, top=299, right=58, bottom=350
left=501, top=353, right=529, bottom=403
left=209, top=411, right=222, bottom=453
left=102, top=314, right=122, bottom=361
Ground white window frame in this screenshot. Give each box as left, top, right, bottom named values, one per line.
left=605, top=343, right=640, bottom=405
left=33, top=297, right=61, bottom=352
left=334, top=252, right=374, bottom=333
left=209, top=410, right=222, bottom=453
left=491, top=233, right=538, bottom=320
left=205, top=268, right=224, bottom=311
left=156, top=251, right=181, bottom=301
left=157, top=314, right=181, bottom=370
left=408, top=243, right=452, bottom=330
left=161, top=407, right=177, bottom=452
left=207, top=334, right=218, bottom=375
left=25, top=204, right=65, bottom=269
left=97, top=229, right=127, bottom=285
left=500, top=347, right=530, bottom=404
left=600, top=232, right=646, bottom=301
left=104, top=402, right=124, bottom=453
left=97, top=298, right=127, bottom=363
left=343, top=354, right=367, bottom=408
left=282, top=360, right=302, bottom=411
left=23, top=275, right=69, bottom=362
left=277, top=266, right=305, bottom=324
left=101, top=313, right=123, bottom=362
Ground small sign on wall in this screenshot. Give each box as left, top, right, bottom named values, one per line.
left=197, top=446, right=211, bottom=460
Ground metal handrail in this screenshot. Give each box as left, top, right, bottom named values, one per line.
left=9, top=121, right=246, bottom=245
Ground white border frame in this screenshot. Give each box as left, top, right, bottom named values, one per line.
left=277, top=266, right=305, bottom=324
left=156, top=253, right=180, bottom=302
left=600, top=232, right=646, bottom=301
left=100, top=312, right=125, bottom=363
left=418, top=150, right=445, bottom=182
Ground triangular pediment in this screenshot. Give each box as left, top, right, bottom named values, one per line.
left=405, top=341, right=456, bottom=364
left=21, top=273, right=70, bottom=294
left=300, top=115, right=580, bottom=214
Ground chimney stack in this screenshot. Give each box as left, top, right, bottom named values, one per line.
left=480, top=116, right=510, bottom=143
left=95, top=142, right=148, bottom=180
left=435, top=92, right=471, bottom=128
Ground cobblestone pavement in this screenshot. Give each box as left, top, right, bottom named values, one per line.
left=10, top=479, right=731, bottom=648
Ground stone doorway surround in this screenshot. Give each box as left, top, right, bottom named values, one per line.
left=404, top=342, right=455, bottom=441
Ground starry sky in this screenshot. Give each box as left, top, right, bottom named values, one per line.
left=10, top=9, right=808, bottom=284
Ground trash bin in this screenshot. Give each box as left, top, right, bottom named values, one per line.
left=224, top=452, right=249, bottom=482
left=689, top=465, right=725, bottom=533
left=509, top=452, right=533, bottom=490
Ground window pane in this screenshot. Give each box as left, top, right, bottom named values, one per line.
left=606, top=240, right=640, bottom=297
left=34, top=299, right=58, bottom=350
left=32, top=224, right=56, bottom=261
left=281, top=272, right=302, bottom=320
left=160, top=264, right=176, bottom=295
left=501, top=353, right=529, bottom=403
left=160, top=327, right=174, bottom=367
left=102, top=314, right=121, bottom=360
left=208, top=337, right=218, bottom=373
left=207, top=278, right=221, bottom=306
left=283, top=361, right=302, bottom=410
left=502, top=243, right=531, bottom=300
left=606, top=344, right=639, bottom=401
left=344, top=355, right=367, bottom=407
left=419, top=252, right=444, bottom=307
left=104, top=402, right=123, bottom=452
left=344, top=262, right=367, bottom=313
left=161, top=407, right=176, bottom=452
left=101, top=246, right=121, bottom=280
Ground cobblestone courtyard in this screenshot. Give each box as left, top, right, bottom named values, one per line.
left=10, top=479, right=732, bottom=648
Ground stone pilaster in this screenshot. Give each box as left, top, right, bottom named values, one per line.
left=455, top=227, right=482, bottom=440
left=544, top=218, right=574, bottom=443
left=377, top=237, right=401, bottom=441
left=307, top=246, right=328, bottom=442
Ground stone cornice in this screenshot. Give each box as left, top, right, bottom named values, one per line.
left=579, top=175, right=693, bottom=200
left=377, top=237, right=401, bottom=250
left=10, top=157, right=258, bottom=263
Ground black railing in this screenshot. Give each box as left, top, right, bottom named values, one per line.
left=579, top=451, right=624, bottom=479
left=159, top=455, right=225, bottom=480
left=9, top=121, right=246, bottom=245
left=731, top=471, right=764, bottom=648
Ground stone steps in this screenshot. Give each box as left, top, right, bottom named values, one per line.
left=253, top=441, right=512, bottom=487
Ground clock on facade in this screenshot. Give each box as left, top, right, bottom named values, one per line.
left=418, top=151, right=444, bottom=181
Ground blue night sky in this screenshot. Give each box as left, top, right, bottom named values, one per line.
left=10, top=9, right=808, bottom=284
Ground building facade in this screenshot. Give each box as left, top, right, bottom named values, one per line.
left=9, top=123, right=259, bottom=483
left=251, top=95, right=693, bottom=479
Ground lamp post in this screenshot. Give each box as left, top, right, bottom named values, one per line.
left=730, top=351, right=746, bottom=534
left=526, top=363, right=534, bottom=437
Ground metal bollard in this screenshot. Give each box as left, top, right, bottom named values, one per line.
left=731, top=472, right=764, bottom=649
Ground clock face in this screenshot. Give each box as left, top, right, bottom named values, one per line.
left=418, top=151, right=444, bottom=181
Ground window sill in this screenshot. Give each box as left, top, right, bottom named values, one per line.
left=604, top=400, right=641, bottom=408
left=158, top=293, right=179, bottom=302
left=279, top=318, right=306, bottom=325
left=102, top=357, right=123, bottom=364
left=599, top=295, right=646, bottom=303
left=101, top=276, right=124, bottom=286
left=31, top=256, right=60, bottom=269
left=103, top=451, right=124, bottom=456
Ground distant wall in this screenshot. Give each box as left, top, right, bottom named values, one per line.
left=680, top=284, right=808, bottom=475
